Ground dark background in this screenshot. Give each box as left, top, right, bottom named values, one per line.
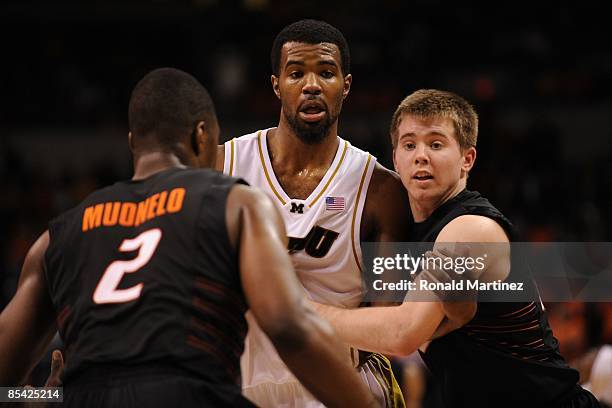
left=1, top=0, right=611, bottom=400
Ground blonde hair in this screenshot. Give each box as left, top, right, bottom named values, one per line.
left=389, top=89, right=478, bottom=150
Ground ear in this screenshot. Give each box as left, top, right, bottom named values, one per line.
left=461, top=146, right=477, bottom=176
left=128, top=131, right=135, bottom=152
left=271, top=74, right=281, bottom=99
left=192, top=121, right=207, bottom=156
left=342, top=73, right=352, bottom=100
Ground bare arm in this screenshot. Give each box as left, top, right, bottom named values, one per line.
left=428, top=215, right=510, bottom=338
left=226, top=185, right=376, bottom=408
left=313, top=301, right=443, bottom=356
left=361, top=163, right=411, bottom=244
left=313, top=214, right=510, bottom=355
left=308, top=164, right=445, bottom=355
left=0, top=232, right=57, bottom=385
left=434, top=215, right=511, bottom=284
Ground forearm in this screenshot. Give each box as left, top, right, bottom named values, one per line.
left=272, top=307, right=376, bottom=408
left=313, top=301, right=443, bottom=356
left=0, top=294, right=56, bottom=385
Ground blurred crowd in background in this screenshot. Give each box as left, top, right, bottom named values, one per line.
left=1, top=1, right=611, bottom=405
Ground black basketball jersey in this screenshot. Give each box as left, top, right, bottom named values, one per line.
left=44, top=167, right=248, bottom=389
left=412, top=189, right=588, bottom=407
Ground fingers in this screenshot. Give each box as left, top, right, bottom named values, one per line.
left=51, top=350, right=64, bottom=371
left=44, top=349, right=64, bottom=387
left=417, top=251, right=477, bottom=302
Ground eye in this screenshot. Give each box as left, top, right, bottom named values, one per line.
left=431, top=141, right=443, bottom=149
left=403, top=142, right=415, bottom=150
left=321, top=71, right=334, bottom=79
left=289, top=71, right=303, bottom=79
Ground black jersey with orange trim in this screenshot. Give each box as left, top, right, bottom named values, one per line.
left=412, top=189, right=591, bottom=407
left=45, top=167, right=249, bottom=392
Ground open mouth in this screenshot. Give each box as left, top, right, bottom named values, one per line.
left=413, top=173, right=433, bottom=181
left=299, top=102, right=326, bottom=122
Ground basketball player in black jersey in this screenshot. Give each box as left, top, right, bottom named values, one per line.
left=314, top=89, right=599, bottom=407
left=0, top=68, right=378, bottom=408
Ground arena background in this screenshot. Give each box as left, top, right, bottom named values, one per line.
left=1, top=1, right=611, bottom=405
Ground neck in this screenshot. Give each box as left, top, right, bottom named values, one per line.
left=269, top=119, right=339, bottom=173
left=410, top=180, right=467, bottom=222
left=132, top=151, right=193, bottom=180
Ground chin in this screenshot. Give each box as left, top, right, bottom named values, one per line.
left=408, top=186, right=438, bottom=203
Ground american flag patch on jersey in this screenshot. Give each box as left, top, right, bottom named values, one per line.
left=325, top=196, right=345, bottom=211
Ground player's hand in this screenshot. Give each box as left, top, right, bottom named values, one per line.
left=418, top=247, right=479, bottom=302
left=417, top=247, right=478, bottom=338
left=44, top=349, right=64, bottom=387
left=20, top=351, right=63, bottom=408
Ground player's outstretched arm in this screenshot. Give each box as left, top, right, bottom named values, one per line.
left=313, top=299, right=444, bottom=356
left=226, top=185, right=377, bottom=408
left=312, top=164, right=442, bottom=355
left=313, top=216, right=510, bottom=355
left=0, top=232, right=57, bottom=385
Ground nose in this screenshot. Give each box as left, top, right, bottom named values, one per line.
left=414, top=143, right=429, bottom=165
left=302, top=72, right=322, bottom=95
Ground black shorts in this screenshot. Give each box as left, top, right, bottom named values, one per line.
left=63, top=365, right=256, bottom=408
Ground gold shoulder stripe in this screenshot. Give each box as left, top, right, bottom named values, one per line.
left=257, top=131, right=286, bottom=205
left=308, top=140, right=349, bottom=207
left=229, top=138, right=235, bottom=177
left=351, top=154, right=372, bottom=274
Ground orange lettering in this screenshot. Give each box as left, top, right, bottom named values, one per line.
left=103, top=202, right=121, bottom=226
left=135, top=198, right=150, bottom=226
left=156, top=191, right=168, bottom=216
left=146, top=193, right=160, bottom=220
left=82, top=204, right=104, bottom=231
left=119, top=202, right=137, bottom=227
left=167, top=188, right=185, bottom=213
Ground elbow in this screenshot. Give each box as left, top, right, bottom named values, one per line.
left=443, top=301, right=476, bottom=326
left=387, top=325, right=420, bottom=356
left=266, top=320, right=308, bottom=352
left=258, top=307, right=310, bottom=352
left=389, top=339, right=419, bottom=357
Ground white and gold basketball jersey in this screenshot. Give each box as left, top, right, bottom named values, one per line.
left=224, top=128, right=381, bottom=408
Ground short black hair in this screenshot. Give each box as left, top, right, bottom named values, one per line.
left=270, top=19, right=350, bottom=76
left=128, top=67, right=217, bottom=148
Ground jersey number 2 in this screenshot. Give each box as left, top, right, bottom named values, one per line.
left=93, top=228, right=162, bottom=304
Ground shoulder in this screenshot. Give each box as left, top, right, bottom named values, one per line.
left=362, top=162, right=411, bottom=241
left=368, top=162, right=404, bottom=194
left=226, top=184, right=277, bottom=224
left=457, top=191, right=508, bottom=223
left=436, top=214, right=511, bottom=282
left=174, top=167, right=241, bottom=185
left=227, top=183, right=271, bottom=208
left=366, top=162, right=409, bottom=213
left=225, top=184, right=281, bottom=248
left=438, top=214, right=510, bottom=243
left=50, top=183, right=117, bottom=229
left=81, top=183, right=121, bottom=204
left=217, top=130, right=268, bottom=172
left=228, top=130, right=266, bottom=147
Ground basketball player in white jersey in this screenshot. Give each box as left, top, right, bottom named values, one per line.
left=213, top=20, right=471, bottom=408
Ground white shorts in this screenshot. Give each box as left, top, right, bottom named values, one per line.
left=242, top=355, right=393, bottom=408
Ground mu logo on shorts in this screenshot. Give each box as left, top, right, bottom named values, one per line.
left=290, top=202, right=304, bottom=214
